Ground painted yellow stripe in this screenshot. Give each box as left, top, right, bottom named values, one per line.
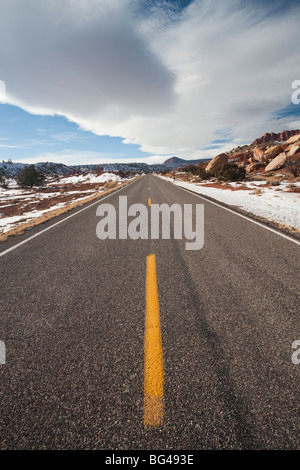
left=148, top=197, right=151, bottom=206
left=144, top=254, right=164, bottom=427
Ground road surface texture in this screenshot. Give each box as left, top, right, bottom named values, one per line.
left=0, top=174, right=299, bottom=450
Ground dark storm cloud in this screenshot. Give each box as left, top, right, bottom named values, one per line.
left=0, top=0, right=176, bottom=119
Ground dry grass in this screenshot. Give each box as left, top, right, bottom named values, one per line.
left=266, top=176, right=281, bottom=186
left=277, top=223, right=300, bottom=235
left=249, top=174, right=267, bottom=182
left=250, top=188, right=262, bottom=195
left=0, top=177, right=138, bottom=242
left=104, top=179, right=118, bottom=189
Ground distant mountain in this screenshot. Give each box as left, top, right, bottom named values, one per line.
left=0, top=157, right=212, bottom=177
left=0, top=161, right=74, bottom=177
left=163, top=156, right=207, bottom=168
left=71, top=162, right=163, bottom=173
left=36, top=162, right=74, bottom=175
left=251, top=130, right=300, bottom=146
left=163, top=157, right=186, bottom=166
left=0, top=161, right=163, bottom=178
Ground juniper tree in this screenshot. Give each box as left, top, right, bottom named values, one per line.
left=17, top=165, right=45, bottom=188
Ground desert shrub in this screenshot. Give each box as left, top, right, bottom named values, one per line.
left=196, top=167, right=209, bottom=179
left=17, top=164, right=45, bottom=188
left=117, top=170, right=127, bottom=179
left=289, top=163, right=300, bottom=178
left=250, top=188, right=262, bottom=195
left=266, top=176, right=281, bottom=186
left=182, top=165, right=208, bottom=179
left=104, top=179, right=118, bottom=189
left=0, top=168, right=8, bottom=188
left=216, top=163, right=246, bottom=182
left=181, top=165, right=195, bottom=174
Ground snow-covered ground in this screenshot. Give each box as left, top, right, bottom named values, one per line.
left=59, top=172, right=122, bottom=184
left=161, top=176, right=300, bottom=231
left=1, top=171, right=299, bottom=236
left=0, top=172, right=130, bottom=234
left=0, top=201, right=71, bottom=233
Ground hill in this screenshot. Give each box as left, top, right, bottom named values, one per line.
left=163, top=156, right=208, bottom=168
left=0, top=161, right=162, bottom=178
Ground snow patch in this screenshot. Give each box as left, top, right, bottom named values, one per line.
left=161, top=176, right=300, bottom=231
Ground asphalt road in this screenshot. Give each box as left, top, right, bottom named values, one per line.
left=0, top=174, right=299, bottom=450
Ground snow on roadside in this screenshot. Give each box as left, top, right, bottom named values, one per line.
left=160, top=176, right=300, bottom=231
left=0, top=202, right=68, bottom=233
left=60, top=172, right=122, bottom=184
left=0, top=189, right=97, bottom=233
left=0, top=172, right=127, bottom=234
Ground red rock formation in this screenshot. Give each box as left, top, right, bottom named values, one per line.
left=205, top=153, right=228, bottom=175
left=253, top=148, right=267, bottom=163
left=251, top=130, right=300, bottom=146
left=265, top=153, right=287, bottom=172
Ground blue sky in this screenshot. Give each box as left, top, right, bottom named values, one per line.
left=0, top=104, right=153, bottom=164
left=0, top=0, right=299, bottom=165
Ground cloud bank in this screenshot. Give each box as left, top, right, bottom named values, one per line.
left=1, top=0, right=300, bottom=160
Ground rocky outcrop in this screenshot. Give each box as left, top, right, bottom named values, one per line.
left=203, top=129, right=300, bottom=177
left=251, top=130, right=300, bottom=146
left=253, top=148, right=267, bottom=163
left=230, top=152, right=251, bottom=163
left=288, top=151, right=300, bottom=163
left=287, top=144, right=300, bottom=157
left=245, top=162, right=265, bottom=173
left=265, top=153, right=287, bottom=172
left=205, top=153, right=228, bottom=175
left=285, top=134, right=300, bottom=145
left=265, top=145, right=283, bottom=159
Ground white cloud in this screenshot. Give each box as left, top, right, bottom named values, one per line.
left=0, top=144, right=24, bottom=149
left=284, top=120, right=300, bottom=129
left=1, top=1, right=176, bottom=117
left=1, top=0, right=300, bottom=161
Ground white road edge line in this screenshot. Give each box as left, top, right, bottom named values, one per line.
left=156, top=175, right=300, bottom=246
left=0, top=177, right=142, bottom=258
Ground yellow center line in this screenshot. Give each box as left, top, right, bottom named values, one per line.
left=148, top=197, right=151, bottom=207
left=144, top=254, right=164, bottom=427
